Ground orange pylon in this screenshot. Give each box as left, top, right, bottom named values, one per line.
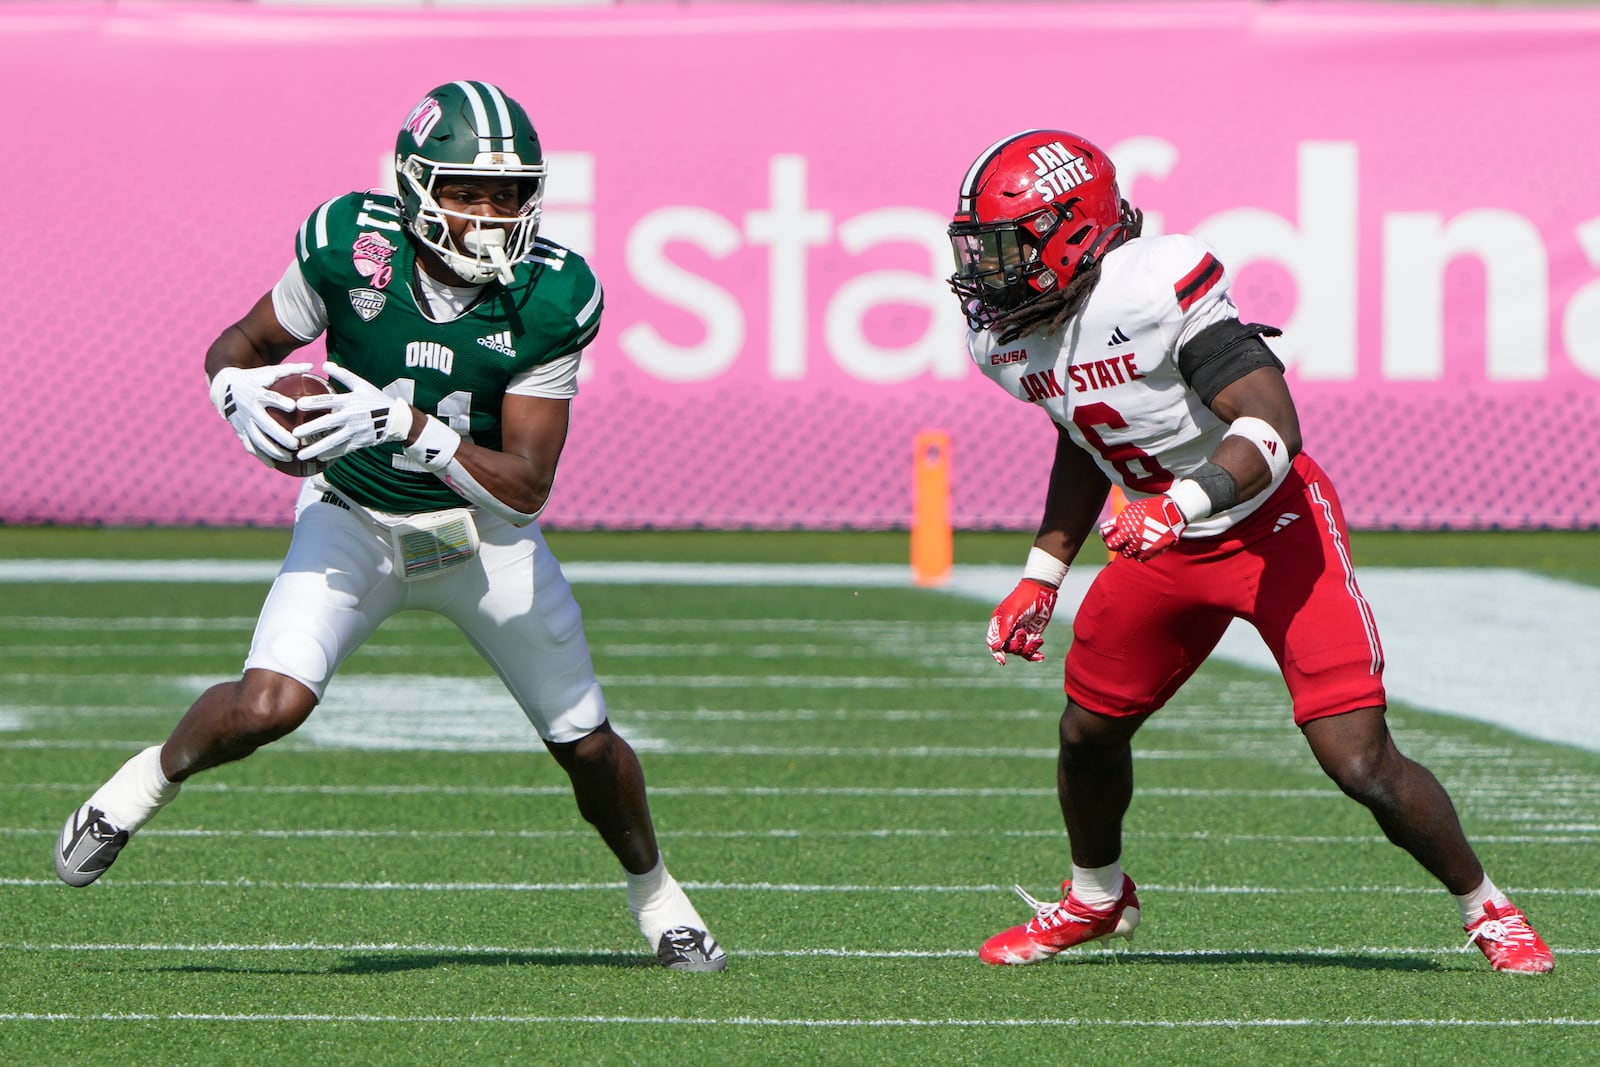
left=911, top=430, right=952, bottom=587
left=1105, top=485, right=1128, bottom=562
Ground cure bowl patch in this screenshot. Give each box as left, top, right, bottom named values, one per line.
left=349, top=288, right=387, bottom=321
left=352, top=231, right=397, bottom=290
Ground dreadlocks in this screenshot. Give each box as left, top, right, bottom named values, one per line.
left=991, top=204, right=1144, bottom=345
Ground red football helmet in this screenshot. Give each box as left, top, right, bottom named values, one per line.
left=948, top=129, right=1135, bottom=329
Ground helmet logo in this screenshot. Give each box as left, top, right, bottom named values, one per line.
left=1027, top=141, right=1094, bottom=204
left=402, top=96, right=444, bottom=146
left=353, top=231, right=397, bottom=290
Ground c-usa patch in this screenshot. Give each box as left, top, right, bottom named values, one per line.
left=349, top=288, right=387, bottom=322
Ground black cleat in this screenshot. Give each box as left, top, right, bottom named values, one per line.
left=54, top=804, right=129, bottom=887
left=655, top=926, right=727, bottom=972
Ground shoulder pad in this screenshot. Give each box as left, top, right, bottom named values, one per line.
left=504, top=239, right=605, bottom=357
left=294, top=193, right=405, bottom=291
left=1094, top=233, right=1230, bottom=331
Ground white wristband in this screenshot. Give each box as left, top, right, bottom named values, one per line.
left=1223, top=416, right=1291, bottom=484
left=1022, top=546, right=1069, bottom=587
left=1166, top=478, right=1214, bottom=523
left=402, top=415, right=461, bottom=472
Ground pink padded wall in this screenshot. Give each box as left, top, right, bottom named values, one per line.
left=3, top=2, right=1598, bottom=529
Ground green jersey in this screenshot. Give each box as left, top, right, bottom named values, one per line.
left=291, top=191, right=602, bottom=514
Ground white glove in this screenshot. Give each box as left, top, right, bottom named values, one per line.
left=208, top=363, right=314, bottom=467
left=294, top=363, right=415, bottom=463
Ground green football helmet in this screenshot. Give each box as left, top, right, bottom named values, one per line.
left=395, top=80, right=546, bottom=284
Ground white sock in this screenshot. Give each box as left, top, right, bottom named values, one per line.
left=625, top=855, right=671, bottom=916
left=87, top=745, right=180, bottom=834
left=1454, top=875, right=1509, bottom=926
left=1069, top=861, right=1125, bottom=909
left=625, top=857, right=711, bottom=947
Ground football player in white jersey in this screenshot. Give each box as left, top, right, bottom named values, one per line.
left=952, top=130, right=1550, bottom=974
left=52, top=81, right=724, bottom=972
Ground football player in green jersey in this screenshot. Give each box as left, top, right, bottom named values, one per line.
left=53, top=81, right=726, bottom=972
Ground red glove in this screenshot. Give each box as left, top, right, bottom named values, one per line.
left=1100, top=494, right=1187, bottom=560
left=986, top=579, right=1059, bottom=665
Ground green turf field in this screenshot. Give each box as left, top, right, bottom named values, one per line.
left=1, top=530, right=1596, bottom=1064
left=1, top=525, right=1597, bottom=580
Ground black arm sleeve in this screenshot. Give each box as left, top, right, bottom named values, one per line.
left=1177, top=320, right=1285, bottom=406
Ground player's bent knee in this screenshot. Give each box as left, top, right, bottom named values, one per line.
left=1059, top=701, right=1145, bottom=752
left=1320, top=744, right=1405, bottom=809
left=1304, top=705, right=1400, bottom=802
left=547, top=719, right=629, bottom=772
left=231, top=671, right=318, bottom=741
left=1324, top=754, right=1385, bottom=803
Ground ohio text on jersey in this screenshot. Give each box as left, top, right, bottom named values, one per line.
left=279, top=191, right=601, bottom=514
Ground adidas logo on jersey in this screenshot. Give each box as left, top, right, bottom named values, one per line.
left=477, top=331, right=516, bottom=357
left=1107, top=326, right=1131, bottom=346
left=1273, top=512, right=1301, bottom=533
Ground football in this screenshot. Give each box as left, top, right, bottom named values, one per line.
left=266, top=371, right=332, bottom=478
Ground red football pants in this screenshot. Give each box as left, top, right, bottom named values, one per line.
left=1066, top=452, right=1386, bottom=725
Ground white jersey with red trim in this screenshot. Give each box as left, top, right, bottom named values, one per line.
left=968, top=233, right=1285, bottom=537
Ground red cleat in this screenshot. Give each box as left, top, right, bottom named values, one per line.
left=979, top=878, right=1140, bottom=965
left=1463, top=901, right=1553, bottom=974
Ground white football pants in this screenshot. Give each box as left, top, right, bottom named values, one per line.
left=242, top=477, right=607, bottom=743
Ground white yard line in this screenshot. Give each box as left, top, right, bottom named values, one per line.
left=1, top=559, right=1596, bottom=753
left=2, top=1010, right=1596, bottom=1028
left=4, top=825, right=1595, bottom=845
left=6, top=942, right=1598, bottom=961
left=2, top=877, right=1593, bottom=896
